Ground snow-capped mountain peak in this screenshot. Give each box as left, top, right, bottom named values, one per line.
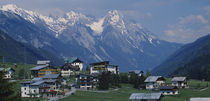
left=1, top=4, right=54, bottom=24
left=1, top=4, right=18, bottom=12
left=104, top=10, right=127, bottom=34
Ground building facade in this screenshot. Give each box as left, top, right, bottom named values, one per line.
left=61, top=63, right=80, bottom=77
left=67, top=57, right=83, bottom=71
left=30, top=65, right=58, bottom=78
left=159, top=86, right=178, bottom=95
left=78, top=74, right=96, bottom=90
left=145, top=76, right=166, bottom=90
left=0, top=67, right=15, bottom=79
left=171, top=77, right=188, bottom=88
left=90, top=61, right=119, bottom=75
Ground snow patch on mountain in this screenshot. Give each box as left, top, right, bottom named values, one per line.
left=86, top=18, right=104, bottom=35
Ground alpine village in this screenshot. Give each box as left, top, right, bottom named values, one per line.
left=1, top=2, right=210, bottom=101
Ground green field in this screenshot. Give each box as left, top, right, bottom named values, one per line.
left=60, top=80, right=210, bottom=101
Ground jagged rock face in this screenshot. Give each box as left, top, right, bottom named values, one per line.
left=0, top=4, right=181, bottom=71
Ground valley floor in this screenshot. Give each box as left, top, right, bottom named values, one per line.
left=60, top=80, right=210, bottom=101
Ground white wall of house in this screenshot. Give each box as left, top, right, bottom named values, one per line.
left=157, top=80, right=165, bottom=85
left=172, top=81, right=187, bottom=88
left=21, top=86, right=30, bottom=97
left=71, top=62, right=83, bottom=71
left=30, top=87, right=40, bottom=97
left=90, top=67, right=99, bottom=74
left=4, top=70, right=13, bottom=79
left=146, top=82, right=155, bottom=90
left=160, top=90, right=178, bottom=95
left=107, top=68, right=117, bottom=74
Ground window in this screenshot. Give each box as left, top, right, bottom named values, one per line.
left=25, top=92, right=26, bottom=95
left=34, top=90, right=36, bottom=93
left=24, top=88, right=26, bottom=90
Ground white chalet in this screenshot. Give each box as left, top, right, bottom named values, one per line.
left=67, top=57, right=83, bottom=71
left=144, top=76, right=166, bottom=90
left=0, top=67, right=15, bottom=79
left=90, top=61, right=119, bottom=75
left=171, top=77, right=188, bottom=88
left=20, top=74, right=61, bottom=98
left=61, top=63, right=80, bottom=77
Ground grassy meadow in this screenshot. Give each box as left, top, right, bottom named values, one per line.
left=60, top=80, right=210, bottom=101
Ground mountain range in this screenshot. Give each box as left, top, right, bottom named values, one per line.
left=0, top=4, right=181, bottom=71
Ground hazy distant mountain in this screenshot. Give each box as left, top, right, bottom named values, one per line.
left=0, top=4, right=181, bottom=71
left=0, top=30, right=64, bottom=65
left=152, top=34, right=210, bottom=76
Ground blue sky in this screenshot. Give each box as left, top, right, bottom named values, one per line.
left=0, top=0, right=210, bottom=43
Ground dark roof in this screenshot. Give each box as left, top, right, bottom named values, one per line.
left=79, top=73, right=93, bottom=77
left=67, top=57, right=83, bottom=63
left=129, top=93, right=162, bottom=100
left=30, top=65, right=48, bottom=70
left=90, top=61, right=109, bottom=65
left=43, top=74, right=60, bottom=79
left=172, top=77, right=186, bottom=82
left=159, top=86, right=178, bottom=90
left=21, top=81, right=32, bottom=84
left=61, top=63, right=80, bottom=71
left=44, top=79, right=57, bottom=83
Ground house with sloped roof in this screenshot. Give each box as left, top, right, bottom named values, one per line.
left=144, top=76, right=165, bottom=90
left=21, top=74, right=61, bottom=98
left=90, top=61, right=119, bottom=75
left=129, top=93, right=163, bottom=101
left=61, top=62, right=80, bottom=77
left=171, top=77, right=188, bottom=88
left=77, top=74, right=96, bottom=90
left=0, top=67, right=15, bottom=79
left=66, top=57, right=83, bottom=71
left=128, top=70, right=144, bottom=77
left=30, top=65, right=58, bottom=78
left=159, top=86, right=178, bottom=95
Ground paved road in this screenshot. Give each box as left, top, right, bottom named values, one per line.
left=47, top=87, right=76, bottom=101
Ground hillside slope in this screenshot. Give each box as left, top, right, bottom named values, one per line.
left=172, top=53, right=210, bottom=81
left=152, top=34, right=210, bottom=76
left=0, top=30, right=64, bottom=65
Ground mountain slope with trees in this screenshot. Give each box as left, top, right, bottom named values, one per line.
left=152, top=34, right=210, bottom=76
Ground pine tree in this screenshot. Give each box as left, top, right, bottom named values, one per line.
left=146, top=69, right=151, bottom=77
left=0, top=71, right=20, bottom=101
left=98, top=71, right=111, bottom=90
left=85, top=66, right=90, bottom=74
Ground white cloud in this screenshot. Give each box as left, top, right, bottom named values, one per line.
left=162, top=14, right=210, bottom=43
